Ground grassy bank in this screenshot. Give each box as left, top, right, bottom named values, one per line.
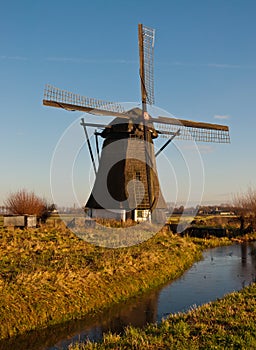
left=0, top=225, right=215, bottom=340
left=70, top=282, right=256, bottom=349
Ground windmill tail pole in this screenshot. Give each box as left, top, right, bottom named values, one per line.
left=155, top=130, right=181, bottom=158
left=81, top=118, right=97, bottom=175
left=95, top=131, right=100, bottom=164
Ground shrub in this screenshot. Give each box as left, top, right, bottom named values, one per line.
left=4, top=189, right=48, bottom=218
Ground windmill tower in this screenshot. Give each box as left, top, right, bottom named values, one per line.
left=43, top=24, right=230, bottom=223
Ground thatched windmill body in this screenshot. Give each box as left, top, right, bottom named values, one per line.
left=43, top=24, right=230, bottom=222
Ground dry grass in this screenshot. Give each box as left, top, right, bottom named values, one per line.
left=0, top=225, right=204, bottom=339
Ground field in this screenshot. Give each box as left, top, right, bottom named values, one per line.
left=0, top=214, right=253, bottom=343
left=0, top=224, right=209, bottom=339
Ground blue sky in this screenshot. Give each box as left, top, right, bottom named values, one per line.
left=1, top=0, right=256, bottom=207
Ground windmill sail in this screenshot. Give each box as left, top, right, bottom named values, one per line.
left=138, top=24, right=156, bottom=211
left=153, top=117, right=230, bottom=143
left=138, top=24, right=155, bottom=106
left=43, top=84, right=128, bottom=118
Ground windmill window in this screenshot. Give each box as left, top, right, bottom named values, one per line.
left=135, top=171, right=141, bottom=181
left=137, top=210, right=143, bottom=217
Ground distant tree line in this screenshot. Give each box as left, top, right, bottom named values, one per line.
left=3, top=186, right=256, bottom=234
left=232, top=186, right=256, bottom=233
left=167, top=186, right=256, bottom=235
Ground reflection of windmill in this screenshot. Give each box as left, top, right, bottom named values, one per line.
left=43, top=24, right=230, bottom=223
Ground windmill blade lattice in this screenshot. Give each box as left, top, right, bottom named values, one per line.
left=140, top=25, right=155, bottom=105
left=43, top=84, right=127, bottom=117
left=154, top=121, right=230, bottom=143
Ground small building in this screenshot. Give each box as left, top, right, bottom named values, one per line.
left=3, top=215, right=37, bottom=228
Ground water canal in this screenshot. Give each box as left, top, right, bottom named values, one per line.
left=1, top=242, right=256, bottom=350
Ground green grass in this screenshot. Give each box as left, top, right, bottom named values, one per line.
left=0, top=225, right=207, bottom=339
left=69, top=282, right=256, bottom=350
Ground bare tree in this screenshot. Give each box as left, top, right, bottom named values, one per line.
left=233, top=186, right=256, bottom=233
left=4, top=189, right=48, bottom=218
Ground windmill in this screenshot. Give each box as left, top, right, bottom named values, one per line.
left=43, top=24, right=230, bottom=223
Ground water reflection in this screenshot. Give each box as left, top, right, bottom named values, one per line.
left=0, top=290, right=159, bottom=350
left=157, top=242, right=256, bottom=319
left=241, top=243, right=247, bottom=264
left=0, top=242, right=255, bottom=350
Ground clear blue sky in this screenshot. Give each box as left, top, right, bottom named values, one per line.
left=1, top=0, right=255, bottom=207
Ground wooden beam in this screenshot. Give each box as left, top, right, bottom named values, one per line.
left=155, top=130, right=180, bottom=158
left=81, top=118, right=97, bottom=175
left=138, top=23, right=147, bottom=106
left=152, top=116, right=229, bottom=131
left=43, top=99, right=130, bottom=119
left=80, top=121, right=110, bottom=129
